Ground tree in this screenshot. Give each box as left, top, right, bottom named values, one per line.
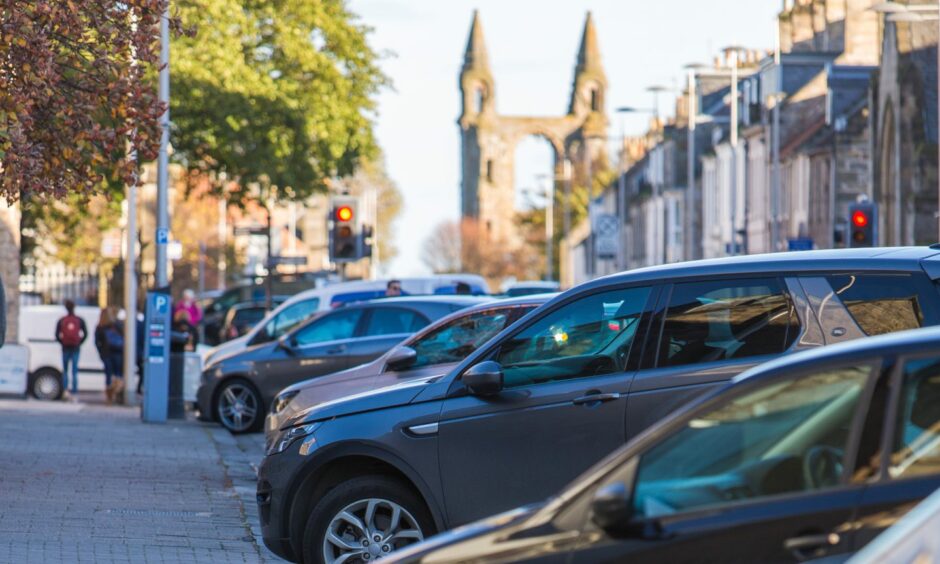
left=171, top=0, right=388, bottom=203
left=422, top=220, right=461, bottom=274
left=422, top=219, right=540, bottom=286
left=1, top=1, right=171, bottom=201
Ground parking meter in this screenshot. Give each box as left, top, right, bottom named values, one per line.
left=142, top=289, right=171, bottom=423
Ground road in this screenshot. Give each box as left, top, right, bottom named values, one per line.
left=0, top=394, right=279, bottom=563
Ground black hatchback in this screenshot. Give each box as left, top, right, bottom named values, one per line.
left=258, top=248, right=940, bottom=563
left=389, top=323, right=940, bottom=564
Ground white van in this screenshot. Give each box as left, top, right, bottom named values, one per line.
left=19, top=304, right=105, bottom=399
left=203, top=275, right=488, bottom=366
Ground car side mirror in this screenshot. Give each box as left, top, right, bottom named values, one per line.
left=386, top=346, right=417, bottom=372
left=590, top=481, right=634, bottom=535
left=278, top=335, right=298, bottom=353
left=463, top=361, right=504, bottom=396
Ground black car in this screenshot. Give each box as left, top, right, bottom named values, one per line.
left=388, top=323, right=940, bottom=564
left=258, top=248, right=940, bottom=563
left=198, top=296, right=488, bottom=433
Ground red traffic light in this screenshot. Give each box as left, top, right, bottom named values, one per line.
left=852, top=210, right=868, bottom=228
left=336, top=205, right=354, bottom=222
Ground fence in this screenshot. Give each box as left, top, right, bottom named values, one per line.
left=20, top=266, right=99, bottom=306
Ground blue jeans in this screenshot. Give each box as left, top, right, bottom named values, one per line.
left=61, top=347, right=80, bottom=393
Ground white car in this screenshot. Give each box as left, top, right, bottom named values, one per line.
left=202, top=275, right=488, bottom=368
left=19, top=304, right=105, bottom=399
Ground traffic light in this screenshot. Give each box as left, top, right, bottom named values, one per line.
left=330, top=197, right=360, bottom=262
left=848, top=202, right=877, bottom=248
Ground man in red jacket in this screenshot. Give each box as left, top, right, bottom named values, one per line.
left=55, top=300, right=88, bottom=400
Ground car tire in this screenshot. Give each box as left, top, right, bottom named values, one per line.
left=214, top=379, right=263, bottom=434
left=30, top=368, right=63, bottom=401
left=301, top=475, right=435, bottom=564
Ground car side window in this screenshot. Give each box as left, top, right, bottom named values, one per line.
left=410, top=309, right=511, bottom=369
left=632, top=365, right=872, bottom=518
left=495, top=287, right=652, bottom=389
left=826, top=274, right=930, bottom=336
left=265, top=299, right=320, bottom=341
left=889, top=356, right=940, bottom=479
left=364, top=308, right=429, bottom=336
left=294, top=309, right=363, bottom=346
left=657, top=278, right=797, bottom=368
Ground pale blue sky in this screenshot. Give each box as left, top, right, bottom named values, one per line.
left=349, top=0, right=780, bottom=276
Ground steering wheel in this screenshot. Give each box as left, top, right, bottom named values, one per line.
left=803, top=446, right=844, bottom=489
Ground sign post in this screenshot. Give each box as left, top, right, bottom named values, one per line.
left=142, top=289, right=171, bottom=423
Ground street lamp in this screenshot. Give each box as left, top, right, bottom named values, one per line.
left=684, top=63, right=706, bottom=262
left=522, top=176, right=555, bottom=282
left=722, top=45, right=745, bottom=256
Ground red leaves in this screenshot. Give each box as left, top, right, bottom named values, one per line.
left=0, top=0, right=173, bottom=203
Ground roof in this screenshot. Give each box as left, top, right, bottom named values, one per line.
left=735, top=324, right=940, bottom=387
left=363, top=295, right=492, bottom=308
left=574, top=247, right=940, bottom=294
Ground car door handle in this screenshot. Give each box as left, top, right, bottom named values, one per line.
left=784, top=533, right=840, bottom=558
left=573, top=392, right=621, bottom=405
left=326, top=345, right=346, bottom=354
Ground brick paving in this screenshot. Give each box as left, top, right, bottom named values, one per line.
left=0, top=395, right=280, bottom=563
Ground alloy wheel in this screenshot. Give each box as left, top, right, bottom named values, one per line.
left=33, top=371, right=62, bottom=400
left=323, top=498, right=424, bottom=563
left=217, top=382, right=259, bottom=432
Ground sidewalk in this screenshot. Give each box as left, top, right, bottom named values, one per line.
left=0, top=396, right=280, bottom=563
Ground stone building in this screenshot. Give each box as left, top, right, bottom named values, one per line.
left=873, top=6, right=938, bottom=245
left=458, top=10, right=608, bottom=250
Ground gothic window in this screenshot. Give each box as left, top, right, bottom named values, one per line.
left=486, top=159, right=494, bottom=182
left=590, top=87, right=599, bottom=112
left=475, top=87, right=485, bottom=113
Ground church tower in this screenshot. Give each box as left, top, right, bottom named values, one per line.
left=458, top=10, right=493, bottom=223
left=568, top=12, right=609, bottom=174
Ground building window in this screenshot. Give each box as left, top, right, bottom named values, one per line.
left=485, top=159, right=494, bottom=182
left=590, top=87, right=599, bottom=112
left=475, top=88, right=485, bottom=113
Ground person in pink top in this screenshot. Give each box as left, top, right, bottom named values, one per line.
left=175, top=289, right=203, bottom=326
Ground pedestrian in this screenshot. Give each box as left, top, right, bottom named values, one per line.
left=95, top=307, right=125, bottom=405
left=55, top=299, right=88, bottom=400
left=172, top=309, right=199, bottom=352
left=174, top=289, right=203, bottom=326
left=385, top=279, right=403, bottom=297
left=455, top=281, right=472, bottom=295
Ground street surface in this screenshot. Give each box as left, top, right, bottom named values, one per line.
left=0, top=394, right=278, bottom=563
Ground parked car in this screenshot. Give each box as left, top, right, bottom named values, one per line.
left=387, top=323, right=940, bottom=564
left=204, top=275, right=489, bottom=365
left=256, top=248, right=940, bottom=563
left=265, top=294, right=555, bottom=449
left=218, top=299, right=287, bottom=344
left=18, top=304, right=104, bottom=399
left=847, top=485, right=940, bottom=564
left=503, top=281, right=561, bottom=297
left=199, top=296, right=488, bottom=433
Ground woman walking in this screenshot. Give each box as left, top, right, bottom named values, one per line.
left=95, top=308, right=125, bottom=404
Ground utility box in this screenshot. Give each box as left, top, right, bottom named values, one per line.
left=142, top=289, right=172, bottom=423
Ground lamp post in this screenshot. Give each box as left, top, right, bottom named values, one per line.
left=615, top=105, right=657, bottom=270
left=155, top=3, right=170, bottom=288
left=684, top=63, right=706, bottom=262
left=723, top=46, right=744, bottom=256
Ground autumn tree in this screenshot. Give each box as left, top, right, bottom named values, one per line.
left=0, top=1, right=171, bottom=200
left=422, top=219, right=540, bottom=286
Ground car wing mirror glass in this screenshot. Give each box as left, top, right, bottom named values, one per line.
left=386, top=346, right=417, bottom=372
left=278, top=335, right=298, bottom=353
left=591, top=481, right=635, bottom=536
left=463, top=361, right=504, bottom=396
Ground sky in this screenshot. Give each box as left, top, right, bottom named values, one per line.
left=349, top=0, right=780, bottom=276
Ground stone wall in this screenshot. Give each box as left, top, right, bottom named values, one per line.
left=0, top=200, right=20, bottom=343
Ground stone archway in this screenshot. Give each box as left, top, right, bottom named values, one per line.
left=457, top=11, right=608, bottom=247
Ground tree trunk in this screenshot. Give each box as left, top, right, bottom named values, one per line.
left=0, top=200, right=20, bottom=343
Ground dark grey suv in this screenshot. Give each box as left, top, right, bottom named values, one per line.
left=258, top=248, right=940, bottom=563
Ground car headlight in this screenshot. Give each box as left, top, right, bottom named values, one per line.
left=272, top=389, right=300, bottom=414
left=267, top=422, right=321, bottom=456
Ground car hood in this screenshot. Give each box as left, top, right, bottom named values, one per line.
left=205, top=334, right=249, bottom=366
left=290, top=373, right=444, bottom=425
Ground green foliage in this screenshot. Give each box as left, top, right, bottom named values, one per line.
left=171, top=0, right=388, bottom=203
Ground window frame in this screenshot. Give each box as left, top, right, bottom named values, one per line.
left=291, top=306, right=367, bottom=347
left=821, top=272, right=940, bottom=337
left=879, top=352, right=940, bottom=484
left=647, top=275, right=799, bottom=370
left=446, top=283, right=661, bottom=395
left=624, top=357, right=883, bottom=519
left=406, top=306, right=516, bottom=370
left=359, top=306, right=430, bottom=339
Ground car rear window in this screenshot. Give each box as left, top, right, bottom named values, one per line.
left=826, top=274, right=930, bottom=336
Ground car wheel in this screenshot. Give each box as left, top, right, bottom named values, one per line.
left=30, top=368, right=63, bottom=400
left=302, top=475, right=434, bottom=564
left=215, top=379, right=263, bottom=434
